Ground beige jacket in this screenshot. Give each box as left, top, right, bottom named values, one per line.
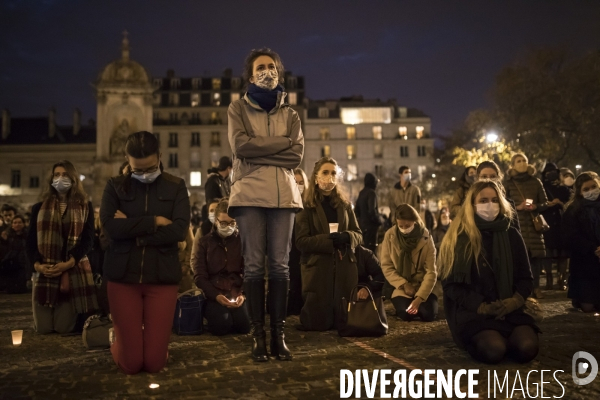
left=379, top=226, right=441, bottom=300
left=228, top=93, right=304, bottom=209
left=388, top=181, right=422, bottom=214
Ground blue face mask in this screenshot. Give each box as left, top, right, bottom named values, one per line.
left=131, top=169, right=161, bottom=184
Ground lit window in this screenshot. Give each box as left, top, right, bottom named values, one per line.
left=212, top=78, right=221, bottom=90
left=416, top=126, right=424, bottom=139
left=346, top=126, right=356, bottom=140
left=231, top=92, right=240, bottom=102
left=341, top=107, right=391, bottom=124
left=322, top=145, right=331, bottom=158
left=320, top=127, right=330, bottom=140
left=373, top=126, right=382, bottom=140
left=210, top=132, right=221, bottom=147
left=210, top=151, right=220, bottom=168
left=400, top=146, right=409, bottom=158
left=191, top=93, right=199, bottom=107
left=190, top=171, right=201, bottom=187
left=399, top=126, right=407, bottom=138
left=213, top=92, right=221, bottom=106
left=347, top=163, right=358, bottom=181
left=191, top=78, right=200, bottom=90
left=288, top=92, right=297, bottom=105
left=374, top=144, right=383, bottom=158
left=318, top=107, right=329, bottom=118
left=210, top=111, right=221, bottom=124
left=347, top=145, right=357, bottom=160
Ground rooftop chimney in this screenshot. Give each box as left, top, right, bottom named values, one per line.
left=1, top=109, right=10, bottom=140
left=73, top=108, right=81, bottom=135
left=48, top=107, right=56, bottom=138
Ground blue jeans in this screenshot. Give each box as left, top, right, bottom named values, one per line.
left=231, top=207, right=295, bottom=281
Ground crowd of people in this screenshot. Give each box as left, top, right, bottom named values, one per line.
left=1, top=47, right=599, bottom=375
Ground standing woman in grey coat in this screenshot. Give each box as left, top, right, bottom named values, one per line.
left=227, top=48, right=304, bottom=362
left=504, top=153, right=554, bottom=299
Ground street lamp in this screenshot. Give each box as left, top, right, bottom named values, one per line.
left=486, top=132, right=499, bottom=143
left=576, top=165, right=582, bottom=174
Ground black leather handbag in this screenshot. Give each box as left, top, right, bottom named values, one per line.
left=338, top=285, right=388, bottom=337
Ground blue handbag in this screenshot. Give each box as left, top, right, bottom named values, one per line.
left=173, top=289, right=205, bottom=335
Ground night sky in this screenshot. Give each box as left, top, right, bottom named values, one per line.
left=1, top=0, right=600, bottom=140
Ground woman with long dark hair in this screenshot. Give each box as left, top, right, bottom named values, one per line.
left=26, top=160, right=96, bottom=334
left=439, top=180, right=539, bottom=364
left=295, top=157, right=363, bottom=331
left=562, top=171, right=600, bottom=312
left=101, top=131, right=190, bottom=374
left=227, top=48, right=304, bottom=361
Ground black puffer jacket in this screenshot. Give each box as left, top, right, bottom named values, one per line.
left=354, top=173, right=381, bottom=245
left=100, top=172, right=191, bottom=285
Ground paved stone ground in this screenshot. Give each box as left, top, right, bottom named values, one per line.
left=1, top=280, right=599, bottom=399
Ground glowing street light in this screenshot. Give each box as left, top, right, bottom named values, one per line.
left=486, top=132, right=499, bottom=143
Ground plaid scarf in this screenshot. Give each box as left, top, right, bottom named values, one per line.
left=34, top=196, right=98, bottom=312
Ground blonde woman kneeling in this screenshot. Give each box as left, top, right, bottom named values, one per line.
left=380, top=204, right=440, bottom=322
left=438, top=180, right=539, bottom=364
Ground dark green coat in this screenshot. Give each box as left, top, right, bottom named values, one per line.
left=100, top=172, right=191, bottom=285
left=295, top=201, right=362, bottom=331
left=504, top=166, right=549, bottom=258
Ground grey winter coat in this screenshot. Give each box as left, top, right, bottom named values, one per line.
left=504, top=166, right=550, bottom=258
left=295, top=201, right=362, bottom=331
left=227, top=93, right=304, bottom=209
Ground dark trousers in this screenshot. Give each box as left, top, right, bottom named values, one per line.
left=391, top=294, right=438, bottom=322
left=204, top=300, right=251, bottom=336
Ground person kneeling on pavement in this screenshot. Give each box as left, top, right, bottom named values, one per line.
left=380, top=204, right=441, bottom=322
left=192, top=198, right=250, bottom=336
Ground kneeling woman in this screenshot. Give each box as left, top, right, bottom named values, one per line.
left=295, top=157, right=363, bottom=331
left=439, top=180, right=539, bottom=364
left=380, top=204, right=440, bottom=322
left=192, top=198, right=250, bottom=335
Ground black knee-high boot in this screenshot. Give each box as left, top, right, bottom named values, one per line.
left=268, top=279, right=292, bottom=361
left=244, top=279, right=269, bottom=362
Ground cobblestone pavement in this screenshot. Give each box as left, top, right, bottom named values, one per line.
left=1, top=282, right=599, bottom=399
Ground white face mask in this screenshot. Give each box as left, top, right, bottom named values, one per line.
left=208, top=212, right=216, bottom=224
left=402, top=173, right=411, bottom=182
left=564, top=177, right=574, bottom=187
left=52, top=176, right=72, bottom=194
left=583, top=188, right=600, bottom=202
left=253, top=69, right=279, bottom=90
left=131, top=169, right=161, bottom=184
left=317, top=176, right=336, bottom=192
left=399, top=224, right=415, bottom=235
left=217, top=225, right=236, bottom=237
left=475, top=202, right=500, bottom=222
left=298, top=184, right=305, bottom=195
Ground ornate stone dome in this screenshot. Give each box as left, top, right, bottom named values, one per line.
left=96, top=32, right=152, bottom=88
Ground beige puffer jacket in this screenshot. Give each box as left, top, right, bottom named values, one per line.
left=228, top=93, right=304, bottom=209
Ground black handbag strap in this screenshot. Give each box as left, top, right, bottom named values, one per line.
left=347, top=285, right=379, bottom=312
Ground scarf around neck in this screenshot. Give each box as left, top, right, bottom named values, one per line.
left=395, top=224, right=424, bottom=280
left=452, top=215, right=514, bottom=299
left=247, top=83, right=284, bottom=112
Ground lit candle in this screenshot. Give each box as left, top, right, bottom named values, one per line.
left=149, top=383, right=159, bottom=389
left=11, top=330, right=23, bottom=346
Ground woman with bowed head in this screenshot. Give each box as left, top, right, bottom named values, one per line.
left=26, top=160, right=97, bottom=334
left=504, top=153, right=553, bottom=299
left=380, top=204, right=441, bottom=322
left=0, top=215, right=29, bottom=294
left=295, top=157, right=362, bottom=331
left=432, top=207, right=451, bottom=251
left=287, top=168, right=309, bottom=316
left=192, top=198, right=250, bottom=335
left=439, top=180, right=539, bottom=364
left=450, top=166, right=477, bottom=219
left=562, top=172, right=600, bottom=313
left=101, top=131, right=190, bottom=374
left=227, top=48, right=304, bottom=362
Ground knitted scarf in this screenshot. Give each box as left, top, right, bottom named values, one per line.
left=247, top=83, right=284, bottom=113
left=395, top=224, right=425, bottom=280
left=452, top=215, right=513, bottom=299
left=34, top=196, right=97, bottom=312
